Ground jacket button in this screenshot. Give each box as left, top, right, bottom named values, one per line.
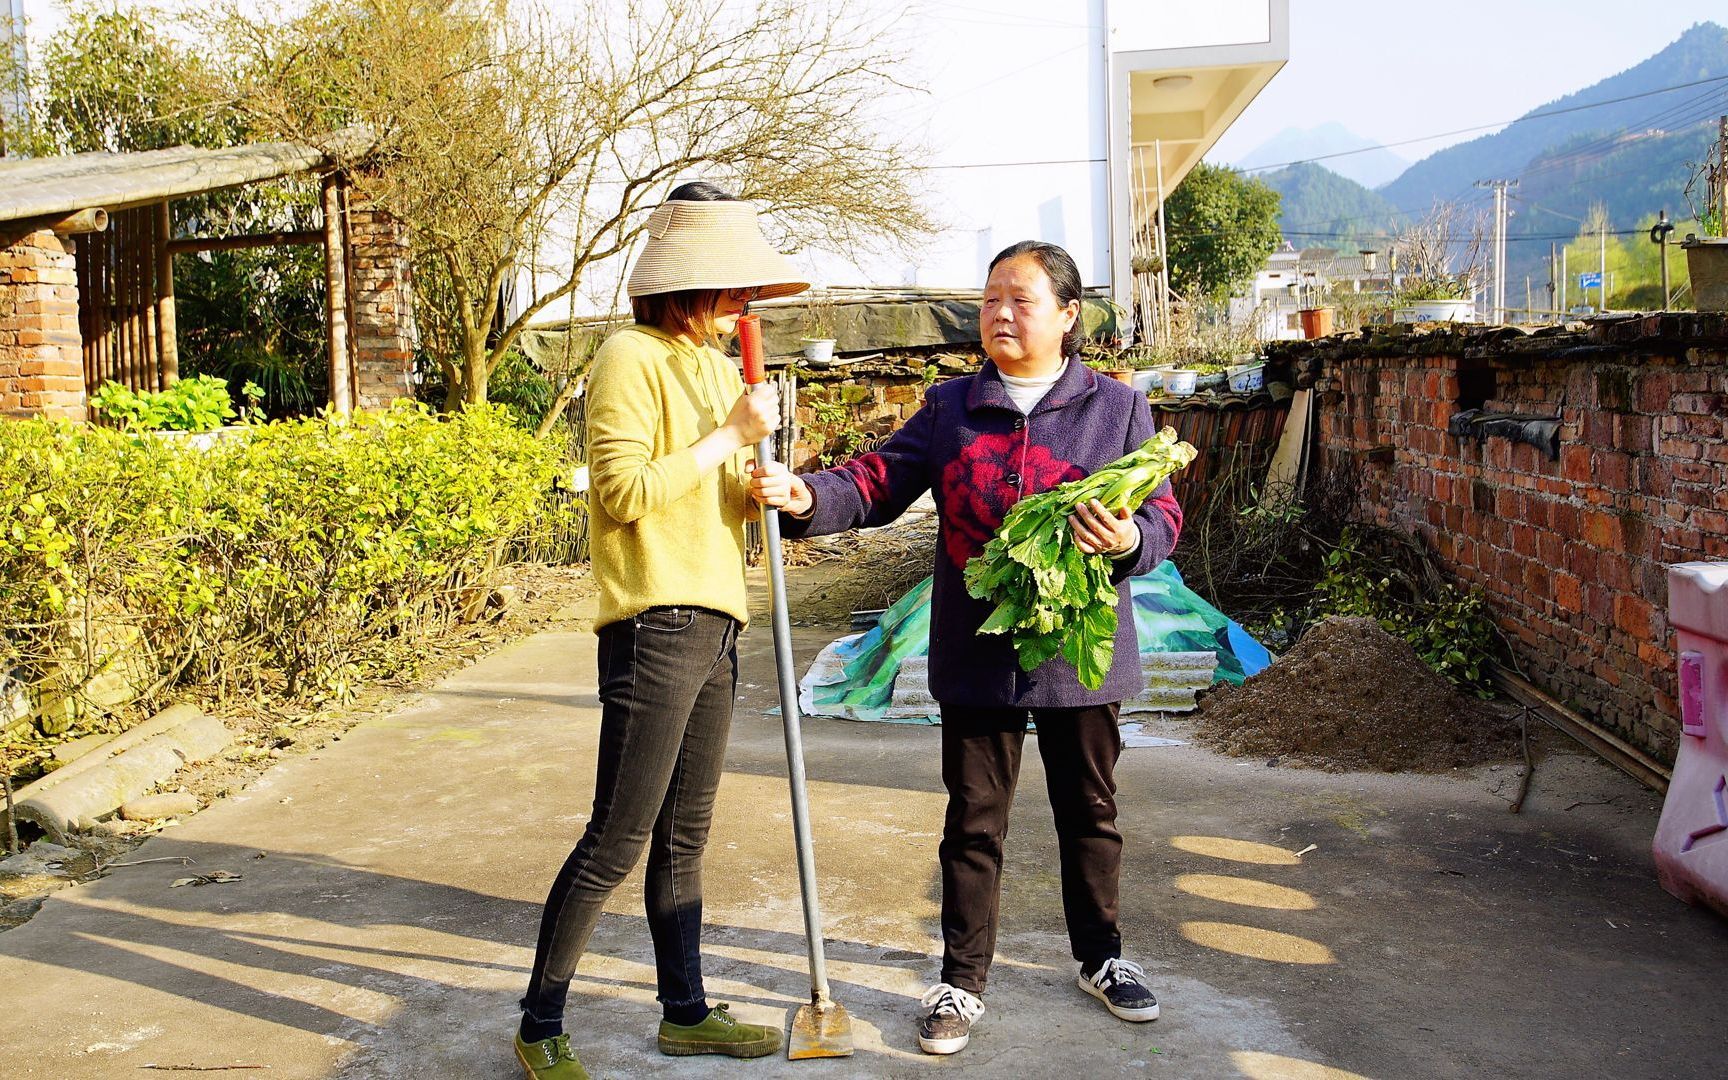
left=1012, top=417, right=1025, bottom=430
left=1006, top=472, right=1020, bottom=486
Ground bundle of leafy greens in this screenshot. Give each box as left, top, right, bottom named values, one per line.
left=963, top=428, right=1198, bottom=690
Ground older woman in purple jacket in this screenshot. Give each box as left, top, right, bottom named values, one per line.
left=750, top=241, right=1181, bottom=1056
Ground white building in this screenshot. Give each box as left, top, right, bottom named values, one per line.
left=14, top=0, right=1291, bottom=339
left=1232, top=246, right=1387, bottom=340
left=578, top=0, right=1290, bottom=333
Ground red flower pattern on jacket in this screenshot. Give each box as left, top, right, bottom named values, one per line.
left=939, top=431, right=1084, bottom=568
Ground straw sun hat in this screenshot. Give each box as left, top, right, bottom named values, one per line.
left=626, top=199, right=811, bottom=300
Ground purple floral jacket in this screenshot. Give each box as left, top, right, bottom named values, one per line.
left=780, top=359, right=1183, bottom=708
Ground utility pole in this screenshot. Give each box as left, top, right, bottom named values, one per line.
left=1555, top=245, right=1569, bottom=321
left=1475, top=179, right=1517, bottom=323
left=1599, top=219, right=1608, bottom=313
left=1651, top=210, right=1674, bottom=309
left=1719, top=116, right=1728, bottom=231
left=1560, top=246, right=1568, bottom=313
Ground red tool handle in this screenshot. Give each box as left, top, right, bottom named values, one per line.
left=738, top=313, right=766, bottom=386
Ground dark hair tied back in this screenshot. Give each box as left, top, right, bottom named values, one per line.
left=988, top=240, right=1086, bottom=358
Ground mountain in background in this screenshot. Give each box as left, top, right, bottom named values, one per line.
left=1258, top=162, right=1400, bottom=250
left=1233, top=121, right=1410, bottom=189
left=1379, top=21, right=1728, bottom=212
left=1250, top=20, right=1727, bottom=288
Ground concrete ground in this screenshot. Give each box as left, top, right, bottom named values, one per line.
left=1, top=574, right=1725, bottom=1079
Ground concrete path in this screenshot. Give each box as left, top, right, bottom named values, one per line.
left=2, top=586, right=1725, bottom=1079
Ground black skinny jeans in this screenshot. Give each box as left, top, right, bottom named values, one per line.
left=521, top=606, right=739, bottom=1026
left=937, top=702, right=1125, bottom=994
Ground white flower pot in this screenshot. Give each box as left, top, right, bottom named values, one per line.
left=1165, top=369, right=1198, bottom=396
left=1130, top=369, right=1163, bottom=394
left=801, top=338, right=836, bottom=363
left=1227, top=363, right=1266, bottom=393
left=1393, top=299, right=1475, bottom=323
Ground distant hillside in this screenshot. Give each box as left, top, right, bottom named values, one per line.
left=1381, top=22, right=1728, bottom=212
left=1260, top=163, right=1400, bottom=251
left=1503, top=123, right=1716, bottom=287
left=1235, top=122, right=1410, bottom=189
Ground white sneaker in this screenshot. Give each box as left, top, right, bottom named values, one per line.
left=917, top=982, right=985, bottom=1054
left=1078, top=957, right=1161, bottom=1021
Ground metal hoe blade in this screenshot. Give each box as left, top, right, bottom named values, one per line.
left=754, top=431, right=855, bottom=1061
left=788, top=998, right=854, bottom=1060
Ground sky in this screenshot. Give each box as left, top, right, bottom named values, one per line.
left=19, top=0, right=1724, bottom=171
left=1208, top=0, right=1728, bottom=167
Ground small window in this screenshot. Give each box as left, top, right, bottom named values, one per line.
left=1456, top=367, right=1494, bottom=412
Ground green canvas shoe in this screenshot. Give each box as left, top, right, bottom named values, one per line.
left=657, top=1003, right=782, bottom=1058
left=514, top=1031, right=591, bottom=1079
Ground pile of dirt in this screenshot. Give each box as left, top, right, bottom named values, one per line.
left=1193, top=616, right=1518, bottom=772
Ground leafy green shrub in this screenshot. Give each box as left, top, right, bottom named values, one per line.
left=1395, top=276, right=1471, bottom=304
left=0, top=403, right=562, bottom=715
left=88, top=375, right=238, bottom=432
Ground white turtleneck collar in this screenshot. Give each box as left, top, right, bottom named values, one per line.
left=997, top=360, right=1067, bottom=415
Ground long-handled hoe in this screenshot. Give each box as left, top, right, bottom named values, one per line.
left=738, top=313, right=855, bottom=1060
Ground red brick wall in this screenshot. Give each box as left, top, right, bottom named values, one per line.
left=346, top=192, right=416, bottom=410
left=1282, top=315, right=1728, bottom=763
left=0, top=230, right=85, bottom=420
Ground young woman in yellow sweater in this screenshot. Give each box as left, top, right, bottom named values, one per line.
left=514, top=183, right=808, bottom=1079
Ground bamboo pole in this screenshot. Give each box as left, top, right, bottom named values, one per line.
left=142, top=210, right=160, bottom=391
left=0, top=128, right=374, bottom=221
left=322, top=173, right=353, bottom=415
left=126, top=209, right=142, bottom=392
left=1154, top=139, right=1172, bottom=347
left=90, top=228, right=105, bottom=389
left=115, top=211, right=131, bottom=392
left=166, top=230, right=323, bottom=254
left=98, top=226, right=112, bottom=388
left=155, top=200, right=178, bottom=386
left=77, top=235, right=96, bottom=392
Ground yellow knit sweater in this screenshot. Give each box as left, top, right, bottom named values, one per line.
left=585, top=324, right=757, bottom=629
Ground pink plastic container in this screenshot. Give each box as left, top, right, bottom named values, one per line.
left=1653, top=562, right=1728, bottom=916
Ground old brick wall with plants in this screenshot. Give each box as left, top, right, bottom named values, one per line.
left=790, top=353, right=964, bottom=469
left=1273, top=314, right=1728, bottom=764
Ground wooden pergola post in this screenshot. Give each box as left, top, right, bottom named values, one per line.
left=322, top=172, right=353, bottom=415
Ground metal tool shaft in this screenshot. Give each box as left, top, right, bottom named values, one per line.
left=756, top=432, right=832, bottom=1003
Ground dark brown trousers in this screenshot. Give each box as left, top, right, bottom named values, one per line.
left=937, top=702, right=1124, bottom=993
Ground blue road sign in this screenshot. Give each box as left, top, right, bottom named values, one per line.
left=1578, top=271, right=1603, bottom=289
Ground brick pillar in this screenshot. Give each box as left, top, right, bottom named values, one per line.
left=345, top=191, right=416, bottom=409
left=0, top=230, right=85, bottom=420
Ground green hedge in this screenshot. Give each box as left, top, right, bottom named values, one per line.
left=1, top=403, right=567, bottom=719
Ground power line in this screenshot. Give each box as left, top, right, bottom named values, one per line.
left=1239, top=73, right=1728, bottom=175
left=1269, top=228, right=1645, bottom=242
left=920, top=156, right=1106, bottom=171
left=1510, top=87, right=1724, bottom=182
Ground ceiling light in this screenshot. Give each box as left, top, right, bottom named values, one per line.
left=1152, top=75, right=1193, bottom=90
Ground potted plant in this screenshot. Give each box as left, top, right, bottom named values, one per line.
left=87, top=374, right=256, bottom=448
left=1297, top=306, right=1334, bottom=338
left=1393, top=276, right=1476, bottom=323
left=800, top=289, right=839, bottom=363
left=1682, top=151, right=1728, bottom=311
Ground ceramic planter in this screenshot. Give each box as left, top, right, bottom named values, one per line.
left=1393, top=299, right=1475, bottom=323
left=1297, top=306, right=1334, bottom=338
left=1683, top=238, right=1728, bottom=311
